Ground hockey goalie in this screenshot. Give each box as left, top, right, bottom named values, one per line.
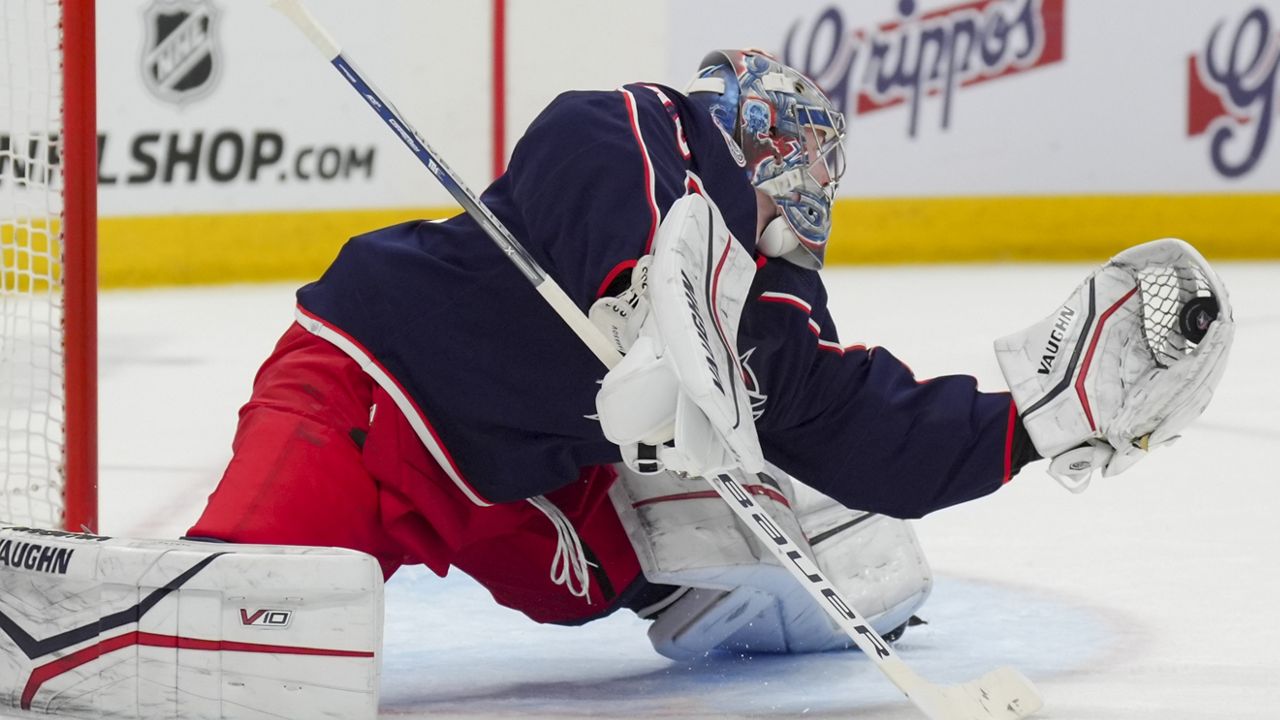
left=0, top=46, right=1233, bottom=720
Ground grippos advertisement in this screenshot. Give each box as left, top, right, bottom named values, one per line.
left=668, top=0, right=1280, bottom=197
left=778, top=0, right=1065, bottom=140
left=92, top=0, right=490, bottom=217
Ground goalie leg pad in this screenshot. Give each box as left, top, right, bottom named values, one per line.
left=781, top=484, right=933, bottom=647
left=612, top=465, right=932, bottom=658
left=0, top=527, right=382, bottom=720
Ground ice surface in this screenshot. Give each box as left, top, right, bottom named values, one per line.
left=88, top=263, right=1280, bottom=718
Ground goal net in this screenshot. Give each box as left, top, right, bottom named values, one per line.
left=0, top=0, right=97, bottom=532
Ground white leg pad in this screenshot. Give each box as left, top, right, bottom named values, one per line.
left=0, top=527, right=382, bottom=719
left=781, top=483, right=933, bottom=647
left=612, top=466, right=932, bottom=658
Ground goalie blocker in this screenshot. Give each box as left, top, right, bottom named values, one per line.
left=595, top=180, right=764, bottom=479
left=0, top=527, right=382, bottom=720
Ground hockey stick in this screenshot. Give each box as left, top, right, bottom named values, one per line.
left=269, top=3, right=1043, bottom=718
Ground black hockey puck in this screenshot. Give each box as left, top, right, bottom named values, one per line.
left=1179, top=295, right=1219, bottom=344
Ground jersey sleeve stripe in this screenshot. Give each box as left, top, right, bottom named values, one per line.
left=685, top=171, right=705, bottom=195
left=596, top=258, right=637, bottom=299
left=618, top=87, right=661, bottom=253
left=807, top=319, right=822, bottom=336
left=293, top=305, right=494, bottom=508
left=1002, top=398, right=1017, bottom=484
left=758, top=291, right=813, bottom=314
left=640, top=84, right=692, bottom=160
left=817, top=339, right=846, bottom=355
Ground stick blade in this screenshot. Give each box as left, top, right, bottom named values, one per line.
left=914, top=667, right=1044, bottom=720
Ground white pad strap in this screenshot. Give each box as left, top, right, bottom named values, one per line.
left=0, top=527, right=382, bottom=719
left=528, top=496, right=592, bottom=603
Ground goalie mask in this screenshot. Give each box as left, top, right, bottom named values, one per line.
left=686, top=49, right=847, bottom=269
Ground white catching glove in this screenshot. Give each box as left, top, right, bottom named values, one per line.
left=994, top=238, right=1234, bottom=491
left=593, top=187, right=764, bottom=478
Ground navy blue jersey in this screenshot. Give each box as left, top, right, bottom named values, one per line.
left=297, top=83, right=1021, bottom=517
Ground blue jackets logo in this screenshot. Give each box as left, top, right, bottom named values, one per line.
left=1187, top=8, right=1279, bottom=178
left=141, top=0, right=221, bottom=105
left=739, top=347, right=768, bottom=420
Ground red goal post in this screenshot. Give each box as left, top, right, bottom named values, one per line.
left=0, top=0, right=98, bottom=533
left=63, top=0, right=98, bottom=534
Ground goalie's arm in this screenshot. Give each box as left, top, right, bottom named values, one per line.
left=743, top=263, right=1039, bottom=519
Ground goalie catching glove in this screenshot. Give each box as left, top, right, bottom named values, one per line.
left=995, top=238, right=1234, bottom=491
left=592, top=185, right=763, bottom=478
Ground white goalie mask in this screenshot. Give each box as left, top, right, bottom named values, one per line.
left=685, top=49, right=847, bottom=269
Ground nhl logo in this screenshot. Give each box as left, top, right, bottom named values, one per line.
left=141, top=0, right=221, bottom=105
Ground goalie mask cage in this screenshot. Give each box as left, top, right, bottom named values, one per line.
left=0, top=0, right=97, bottom=532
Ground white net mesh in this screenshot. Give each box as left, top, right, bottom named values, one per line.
left=0, top=0, right=66, bottom=528
left=1135, top=263, right=1216, bottom=369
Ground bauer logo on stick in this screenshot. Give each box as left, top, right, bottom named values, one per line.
left=141, top=0, right=222, bottom=105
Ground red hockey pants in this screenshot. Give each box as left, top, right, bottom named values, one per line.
left=188, top=322, right=644, bottom=625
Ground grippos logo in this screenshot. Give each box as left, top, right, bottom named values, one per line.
left=1187, top=8, right=1279, bottom=178
left=141, top=0, right=221, bottom=105
left=783, top=0, right=1065, bottom=138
